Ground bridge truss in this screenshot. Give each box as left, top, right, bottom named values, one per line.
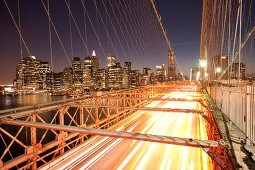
left=0, top=82, right=234, bottom=169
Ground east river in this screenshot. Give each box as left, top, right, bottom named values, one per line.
left=0, top=93, right=69, bottom=110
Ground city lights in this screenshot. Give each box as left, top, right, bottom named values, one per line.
left=199, top=59, right=207, bottom=68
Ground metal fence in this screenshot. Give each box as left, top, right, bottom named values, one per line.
left=208, top=86, right=255, bottom=144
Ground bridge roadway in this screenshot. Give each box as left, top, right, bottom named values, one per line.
left=41, top=91, right=213, bottom=170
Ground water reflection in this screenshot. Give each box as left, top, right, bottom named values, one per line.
left=0, top=94, right=68, bottom=110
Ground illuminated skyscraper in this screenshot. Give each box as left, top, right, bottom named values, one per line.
left=63, top=67, right=73, bottom=89
left=15, top=56, right=50, bottom=89
left=130, top=70, right=141, bottom=88
left=107, top=62, right=123, bottom=89
left=39, top=62, right=51, bottom=89
left=46, top=72, right=63, bottom=89
left=106, top=55, right=122, bottom=89
left=72, top=57, right=83, bottom=87
left=142, top=67, right=152, bottom=85
left=122, top=62, right=131, bottom=88
left=168, top=49, right=176, bottom=81
left=15, top=63, right=24, bottom=89
left=83, top=50, right=99, bottom=90
left=97, top=68, right=107, bottom=90
left=107, top=54, right=116, bottom=67
left=156, top=64, right=166, bottom=82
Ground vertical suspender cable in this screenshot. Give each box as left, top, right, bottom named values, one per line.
left=238, top=0, right=242, bottom=86
left=17, top=0, right=24, bottom=88
left=47, top=0, right=54, bottom=90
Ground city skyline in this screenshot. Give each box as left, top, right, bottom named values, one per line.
left=1, top=1, right=255, bottom=169
left=0, top=0, right=203, bottom=84
left=13, top=50, right=179, bottom=92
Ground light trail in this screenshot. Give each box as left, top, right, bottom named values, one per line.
left=40, top=84, right=213, bottom=170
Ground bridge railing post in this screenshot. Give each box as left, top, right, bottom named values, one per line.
left=107, top=99, right=110, bottom=128
left=95, top=108, right=99, bottom=128
left=30, top=114, right=37, bottom=170
left=117, top=98, right=120, bottom=121
left=79, top=107, right=84, bottom=143
left=59, top=107, right=65, bottom=155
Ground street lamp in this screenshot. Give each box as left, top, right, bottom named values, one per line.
left=216, top=67, right=221, bottom=73
left=215, top=67, right=221, bottom=80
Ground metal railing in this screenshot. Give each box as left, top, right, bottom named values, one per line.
left=209, top=86, right=255, bottom=144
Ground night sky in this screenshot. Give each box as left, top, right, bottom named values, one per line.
left=0, top=0, right=202, bottom=84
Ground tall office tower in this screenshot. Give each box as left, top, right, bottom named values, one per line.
left=83, top=50, right=99, bottom=90
left=97, top=68, right=107, bottom=90
left=168, top=49, right=176, bottom=81
left=130, top=70, right=141, bottom=88
left=107, top=62, right=123, bottom=89
left=39, top=62, right=51, bottom=89
left=122, top=62, right=131, bottom=88
left=53, top=72, right=63, bottom=89
left=15, top=56, right=49, bottom=89
left=63, top=67, right=73, bottom=89
left=142, top=67, right=152, bottom=85
left=156, top=64, right=166, bottom=83
left=23, top=56, right=41, bottom=88
left=46, top=72, right=63, bottom=89
left=107, top=54, right=116, bottom=67
left=72, top=57, right=83, bottom=88
left=15, top=63, right=25, bottom=89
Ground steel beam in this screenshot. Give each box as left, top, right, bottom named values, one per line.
left=70, top=105, right=206, bottom=114
left=203, top=147, right=234, bottom=170
left=101, top=96, right=203, bottom=102
left=0, top=119, right=221, bottom=148
left=30, top=114, right=37, bottom=169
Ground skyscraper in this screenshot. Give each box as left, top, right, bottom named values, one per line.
left=97, top=68, right=107, bottom=90
left=15, top=56, right=50, bottom=89
left=130, top=70, right=141, bottom=88
left=106, top=55, right=122, bottom=89
left=107, top=54, right=116, bottom=67
left=168, top=49, right=176, bottom=81
left=83, top=50, right=99, bottom=90
left=72, top=57, right=83, bottom=88
left=142, top=67, right=152, bottom=85
left=156, top=64, right=166, bottom=82
left=15, top=63, right=24, bottom=89
left=46, top=72, right=63, bottom=89
left=39, top=62, right=50, bottom=89
left=63, top=67, right=73, bottom=89
left=122, top=62, right=131, bottom=88
left=107, top=62, right=123, bottom=89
